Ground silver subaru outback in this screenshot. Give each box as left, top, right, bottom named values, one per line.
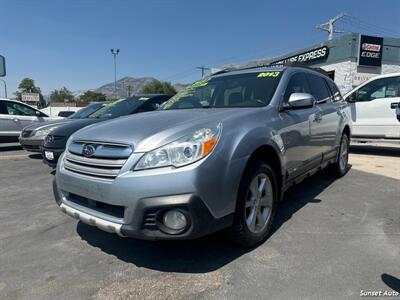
left=54, top=66, right=352, bottom=247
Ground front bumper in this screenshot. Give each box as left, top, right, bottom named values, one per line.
left=42, top=147, right=64, bottom=168
left=53, top=179, right=233, bottom=240
left=19, top=137, right=44, bottom=152
left=54, top=149, right=244, bottom=240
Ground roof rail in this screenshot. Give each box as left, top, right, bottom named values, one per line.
left=211, top=63, right=282, bottom=76
left=211, top=61, right=329, bottom=77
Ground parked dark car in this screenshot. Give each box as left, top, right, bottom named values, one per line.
left=58, top=111, right=75, bottom=118
left=19, top=102, right=107, bottom=153
left=42, top=94, right=171, bottom=167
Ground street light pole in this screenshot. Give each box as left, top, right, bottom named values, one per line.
left=110, top=48, right=120, bottom=98
left=0, top=79, right=7, bottom=98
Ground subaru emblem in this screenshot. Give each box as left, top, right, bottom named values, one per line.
left=82, top=144, right=96, bottom=157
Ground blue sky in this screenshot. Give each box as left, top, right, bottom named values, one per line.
left=1, top=0, right=399, bottom=95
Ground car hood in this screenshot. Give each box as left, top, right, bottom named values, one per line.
left=50, top=118, right=107, bottom=137
left=71, top=108, right=265, bottom=152
left=23, top=119, right=74, bottom=132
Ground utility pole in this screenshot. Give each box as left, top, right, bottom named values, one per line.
left=127, top=85, right=131, bottom=97
left=0, top=79, right=7, bottom=98
left=196, top=66, right=211, bottom=78
left=317, top=12, right=346, bottom=40
left=110, top=48, right=120, bottom=98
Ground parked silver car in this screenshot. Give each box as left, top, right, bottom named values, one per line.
left=54, top=66, right=352, bottom=247
left=19, top=102, right=106, bottom=152
left=0, top=98, right=61, bottom=142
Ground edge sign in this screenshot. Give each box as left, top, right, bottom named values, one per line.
left=358, top=35, right=383, bottom=67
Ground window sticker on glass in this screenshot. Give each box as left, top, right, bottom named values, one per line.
left=190, top=78, right=210, bottom=88
left=257, top=71, right=280, bottom=78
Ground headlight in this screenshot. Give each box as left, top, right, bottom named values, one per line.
left=34, top=128, right=54, bottom=137
left=135, top=124, right=222, bottom=170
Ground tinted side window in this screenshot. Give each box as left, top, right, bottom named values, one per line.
left=326, top=80, right=342, bottom=102
left=306, top=74, right=331, bottom=103
left=0, top=101, right=7, bottom=114
left=137, top=97, right=164, bottom=112
left=5, top=101, right=37, bottom=116
left=356, top=77, right=399, bottom=102
left=284, top=73, right=310, bottom=102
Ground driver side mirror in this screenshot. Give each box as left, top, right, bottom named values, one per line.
left=346, top=92, right=357, bottom=103
left=35, top=110, right=42, bottom=117
left=286, top=93, right=315, bottom=109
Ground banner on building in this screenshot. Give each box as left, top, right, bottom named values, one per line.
left=270, top=46, right=329, bottom=66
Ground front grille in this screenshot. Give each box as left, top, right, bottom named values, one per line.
left=64, top=141, right=132, bottom=179
left=68, top=193, right=125, bottom=219
left=21, top=130, right=33, bottom=138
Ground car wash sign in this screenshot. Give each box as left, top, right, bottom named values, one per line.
left=270, top=46, right=329, bottom=66
left=358, top=35, right=383, bottom=67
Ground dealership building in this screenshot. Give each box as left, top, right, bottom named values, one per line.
left=262, top=33, right=400, bottom=94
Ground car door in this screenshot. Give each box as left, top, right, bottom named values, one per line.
left=278, top=72, right=321, bottom=180
left=3, top=101, right=42, bottom=133
left=306, top=73, right=339, bottom=157
left=0, top=100, right=19, bottom=136
left=346, top=76, right=400, bottom=139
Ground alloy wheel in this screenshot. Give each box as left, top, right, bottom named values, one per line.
left=245, top=174, right=273, bottom=234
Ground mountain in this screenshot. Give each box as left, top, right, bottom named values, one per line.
left=94, top=76, right=158, bottom=98
left=92, top=76, right=189, bottom=98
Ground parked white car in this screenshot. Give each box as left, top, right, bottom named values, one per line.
left=0, top=98, right=62, bottom=142
left=344, top=73, right=400, bottom=141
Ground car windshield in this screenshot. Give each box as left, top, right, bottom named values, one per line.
left=162, top=71, right=282, bottom=110
left=68, top=102, right=106, bottom=119
left=88, top=97, right=144, bottom=118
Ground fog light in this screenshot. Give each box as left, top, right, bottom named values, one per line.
left=162, top=210, right=187, bottom=231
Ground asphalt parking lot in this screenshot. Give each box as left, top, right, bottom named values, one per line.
left=0, top=143, right=399, bottom=300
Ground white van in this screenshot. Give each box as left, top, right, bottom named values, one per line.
left=344, top=73, right=400, bottom=141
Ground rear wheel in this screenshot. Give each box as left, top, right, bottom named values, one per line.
left=229, top=160, right=278, bottom=247
left=328, top=133, right=349, bottom=178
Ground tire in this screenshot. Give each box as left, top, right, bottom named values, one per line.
left=328, top=133, right=349, bottom=178
left=229, top=160, right=278, bottom=247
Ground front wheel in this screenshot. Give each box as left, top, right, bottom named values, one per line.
left=328, top=133, right=349, bottom=178
left=229, top=160, right=278, bottom=247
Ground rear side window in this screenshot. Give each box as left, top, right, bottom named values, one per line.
left=306, top=74, right=331, bottom=103
left=284, top=72, right=310, bottom=102
left=326, top=80, right=342, bottom=102
left=5, top=101, right=37, bottom=116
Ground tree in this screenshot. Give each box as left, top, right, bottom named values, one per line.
left=14, top=78, right=47, bottom=108
left=79, top=91, right=107, bottom=103
left=50, top=87, right=74, bottom=103
left=142, top=80, right=177, bottom=95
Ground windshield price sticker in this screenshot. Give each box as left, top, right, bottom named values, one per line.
left=258, top=71, right=280, bottom=78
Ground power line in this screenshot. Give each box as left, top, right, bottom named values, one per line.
left=317, top=12, right=346, bottom=40
left=342, top=14, right=400, bottom=38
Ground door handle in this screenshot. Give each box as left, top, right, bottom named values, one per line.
left=390, top=102, right=399, bottom=109
left=313, top=114, right=322, bottom=122
left=12, top=118, right=19, bottom=122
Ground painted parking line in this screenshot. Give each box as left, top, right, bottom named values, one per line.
left=0, top=154, right=29, bottom=160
